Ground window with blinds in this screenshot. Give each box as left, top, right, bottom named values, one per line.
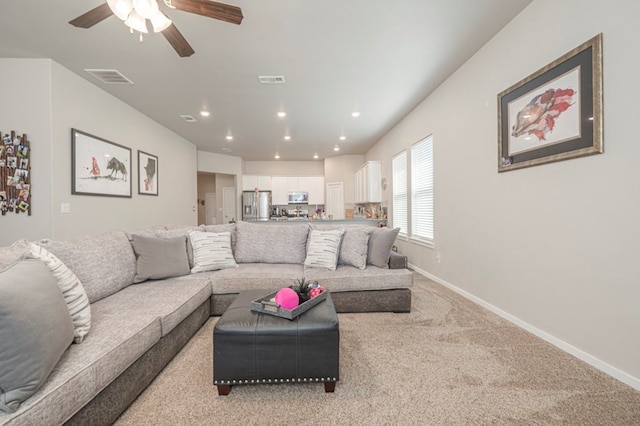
left=411, top=135, right=434, bottom=242
left=392, top=151, right=408, bottom=235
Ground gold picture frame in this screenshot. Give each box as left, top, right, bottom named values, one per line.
left=497, top=33, right=603, bottom=172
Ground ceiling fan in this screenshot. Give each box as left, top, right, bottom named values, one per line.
left=69, top=0, right=243, bottom=57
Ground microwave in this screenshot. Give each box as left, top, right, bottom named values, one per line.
left=288, top=192, right=308, bottom=204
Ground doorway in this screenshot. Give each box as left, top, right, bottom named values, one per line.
left=326, top=182, right=345, bottom=219
left=197, top=172, right=237, bottom=225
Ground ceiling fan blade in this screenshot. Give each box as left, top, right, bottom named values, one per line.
left=69, top=3, right=113, bottom=28
left=162, top=24, right=195, bottom=57
left=169, top=0, right=243, bottom=25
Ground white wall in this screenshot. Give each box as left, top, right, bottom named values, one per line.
left=367, top=0, right=640, bottom=388
left=244, top=161, right=324, bottom=176
left=50, top=62, right=197, bottom=238
left=0, top=59, right=53, bottom=244
left=0, top=59, right=198, bottom=246
left=324, top=155, right=365, bottom=205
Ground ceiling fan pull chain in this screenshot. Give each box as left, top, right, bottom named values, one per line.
left=139, top=32, right=144, bottom=42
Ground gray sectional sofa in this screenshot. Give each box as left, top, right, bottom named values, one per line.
left=0, top=221, right=412, bottom=426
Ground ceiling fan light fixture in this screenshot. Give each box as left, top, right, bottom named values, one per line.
left=132, top=0, right=158, bottom=20
left=125, top=10, right=149, bottom=33
left=150, top=11, right=172, bottom=33
left=107, top=0, right=133, bottom=21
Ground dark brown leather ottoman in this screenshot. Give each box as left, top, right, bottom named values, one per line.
left=213, top=289, right=339, bottom=395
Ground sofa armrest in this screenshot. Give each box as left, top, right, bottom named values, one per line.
left=388, top=251, right=408, bottom=269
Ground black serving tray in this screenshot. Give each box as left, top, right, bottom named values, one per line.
left=251, top=288, right=328, bottom=320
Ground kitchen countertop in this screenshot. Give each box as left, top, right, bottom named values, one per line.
left=246, top=218, right=387, bottom=226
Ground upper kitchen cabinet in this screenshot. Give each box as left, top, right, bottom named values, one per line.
left=307, top=176, right=325, bottom=205
left=271, top=177, right=289, bottom=205
left=271, top=176, right=325, bottom=205
left=242, top=175, right=272, bottom=191
left=354, top=161, right=381, bottom=203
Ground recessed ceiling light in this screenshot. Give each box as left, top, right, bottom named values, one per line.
left=339, top=136, right=346, bottom=141
left=284, top=135, right=291, bottom=141
left=351, top=112, right=360, bottom=118
left=313, top=154, right=319, bottom=159
left=334, top=146, right=340, bottom=152
left=200, top=111, right=210, bottom=117
left=277, top=112, right=287, bottom=118
left=226, top=135, right=233, bottom=141
left=275, top=153, right=280, bottom=159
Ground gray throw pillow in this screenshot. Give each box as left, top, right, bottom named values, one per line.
left=0, top=259, right=74, bottom=413
left=338, top=227, right=373, bottom=269
left=304, top=229, right=345, bottom=270
left=131, top=235, right=190, bottom=283
left=367, top=227, right=400, bottom=268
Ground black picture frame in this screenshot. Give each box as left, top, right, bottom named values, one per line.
left=497, top=33, right=603, bottom=172
left=138, top=150, right=158, bottom=196
left=71, top=129, right=132, bottom=197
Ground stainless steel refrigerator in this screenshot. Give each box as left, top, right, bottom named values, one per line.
left=242, top=191, right=272, bottom=221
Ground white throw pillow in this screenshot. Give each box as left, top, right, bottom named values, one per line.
left=188, top=231, right=238, bottom=273
left=26, top=243, right=91, bottom=343
left=304, top=229, right=345, bottom=271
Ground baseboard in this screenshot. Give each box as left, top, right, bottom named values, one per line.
left=409, top=263, right=640, bottom=392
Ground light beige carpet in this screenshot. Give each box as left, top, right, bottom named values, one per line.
left=115, top=273, right=640, bottom=425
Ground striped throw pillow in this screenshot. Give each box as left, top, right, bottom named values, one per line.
left=188, top=231, right=238, bottom=273
left=304, top=229, right=345, bottom=271
left=27, top=243, right=91, bottom=343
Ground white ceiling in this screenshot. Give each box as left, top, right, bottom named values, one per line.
left=0, top=0, right=531, bottom=161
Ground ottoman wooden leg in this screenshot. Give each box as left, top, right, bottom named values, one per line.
left=324, top=381, right=336, bottom=393
left=217, top=384, right=232, bottom=396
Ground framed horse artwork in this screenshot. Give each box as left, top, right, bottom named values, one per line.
left=72, top=129, right=132, bottom=198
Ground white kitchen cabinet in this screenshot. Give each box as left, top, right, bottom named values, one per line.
left=307, top=176, right=325, bottom=205
left=242, top=175, right=271, bottom=191
left=270, top=176, right=325, bottom=205
left=354, top=161, right=381, bottom=203
left=271, top=176, right=289, bottom=205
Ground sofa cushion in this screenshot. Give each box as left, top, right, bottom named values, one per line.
left=0, top=259, right=74, bottom=414
left=208, top=263, right=305, bottom=294
left=38, top=230, right=136, bottom=304
left=304, top=229, right=344, bottom=270
left=303, top=264, right=413, bottom=292
left=26, top=243, right=92, bottom=343
left=234, top=221, right=308, bottom=264
left=94, top=275, right=211, bottom=336
left=188, top=231, right=238, bottom=273
left=309, top=224, right=372, bottom=269
left=131, top=235, right=190, bottom=283
left=1, top=303, right=161, bottom=425
left=367, top=227, right=400, bottom=268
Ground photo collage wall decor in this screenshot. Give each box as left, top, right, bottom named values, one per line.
left=0, top=130, right=31, bottom=216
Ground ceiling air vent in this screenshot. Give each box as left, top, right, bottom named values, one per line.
left=180, top=115, right=197, bottom=123
left=85, top=69, right=133, bottom=84
left=258, top=75, right=286, bottom=84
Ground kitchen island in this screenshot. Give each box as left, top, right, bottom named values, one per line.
left=247, top=218, right=387, bottom=227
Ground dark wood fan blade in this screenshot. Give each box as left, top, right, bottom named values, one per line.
left=170, top=0, right=243, bottom=25
left=69, top=3, right=113, bottom=28
left=162, top=24, right=195, bottom=57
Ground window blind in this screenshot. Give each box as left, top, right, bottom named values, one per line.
left=411, top=136, right=433, bottom=241
left=392, top=151, right=408, bottom=235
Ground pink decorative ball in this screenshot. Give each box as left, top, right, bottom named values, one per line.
left=275, top=287, right=299, bottom=310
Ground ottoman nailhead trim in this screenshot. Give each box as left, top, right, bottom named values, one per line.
left=216, top=377, right=336, bottom=385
